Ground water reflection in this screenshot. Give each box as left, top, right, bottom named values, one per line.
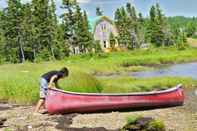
left=131, top=62, right=197, bottom=79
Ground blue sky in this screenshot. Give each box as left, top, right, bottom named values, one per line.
left=0, top=0, right=197, bottom=19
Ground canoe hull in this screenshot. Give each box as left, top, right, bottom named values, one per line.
left=45, top=85, right=184, bottom=114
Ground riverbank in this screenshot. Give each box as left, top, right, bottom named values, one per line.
left=0, top=88, right=196, bottom=131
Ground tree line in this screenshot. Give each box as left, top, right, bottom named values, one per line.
left=0, top=0, right=196, bottom=63
left=114, top=3, right=196, bottom=49
left=0, top=0, right=93, bottom=63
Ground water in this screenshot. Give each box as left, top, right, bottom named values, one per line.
left=131, top=62, right=197, bottom=80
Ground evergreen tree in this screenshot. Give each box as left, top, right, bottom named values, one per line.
left=146, top=3, right=167, bottom=47
left=61, top=0, right=77, bottom=54
left=3, top=0, right=24, bottom=63
left=31, top=0, right=57, bottom=60
left=186, top=20, right=196, bottom=37
left=48, top=0, right=59, bottom=59
left=138, top=13, right=144, bottom=23
left=82, top=11, right=94, bottom=52
left=115, top=3, right=140, bottom=49
left=74, top=5, right=93, bottom=53
left=96, top=7, right=103, bottom=16
left=0, top=10, right=5, bottom=63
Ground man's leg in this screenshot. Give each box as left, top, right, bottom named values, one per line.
left=34, top=99, right=45, bottom=113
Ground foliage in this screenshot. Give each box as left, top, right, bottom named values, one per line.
left=147, top=120, right=166, bottom=131
left=96, top=7, right=103, bottom=16
left=126, top=115, right=142, bottom=124
left=122, top=116, right=165, bottom=131
left=61, top=0, right=94, bottom=55
left=0, top=1, right=196, bottom=64
left=0, top=0, right=94, bottom=63
left=146, top=3, right=170, bottom=47
left=115, top=3, right=140, bottom=49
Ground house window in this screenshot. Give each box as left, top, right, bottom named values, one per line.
left=103, top=41, right=107, bottom=48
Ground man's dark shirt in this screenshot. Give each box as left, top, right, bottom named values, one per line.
left=41, top=71, right=64, bottom=83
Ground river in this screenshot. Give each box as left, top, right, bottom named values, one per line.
left=131, top=62, right=197, bottom=79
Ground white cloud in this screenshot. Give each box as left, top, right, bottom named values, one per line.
left=77, top=0, right=91, bottom=3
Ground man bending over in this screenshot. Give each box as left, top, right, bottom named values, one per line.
left=34, top=67, right=69, bottom=113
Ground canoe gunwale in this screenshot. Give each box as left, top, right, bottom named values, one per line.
left=48, top=84, right=183, bottom=96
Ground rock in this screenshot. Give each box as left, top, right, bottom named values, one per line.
left=0, top=118, right=7, bottom=127
left=136, top=117, right=153, bottom=128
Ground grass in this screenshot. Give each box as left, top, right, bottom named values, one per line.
left=0, top=63, right=102, bottom=104
left=64, top=47, right=197, bottom=74
left=0, top=47, right=197, bottom=104
left=100, top=76, right=197, bottom=93
left=59, top=69, right=103, bottom=93
left=122, top=115, right=165, bottom=131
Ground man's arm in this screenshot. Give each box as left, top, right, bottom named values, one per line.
left=48, top=75, right=58, bottom=89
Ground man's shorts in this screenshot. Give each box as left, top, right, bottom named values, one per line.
left=40, top=78, right=48, bottom=99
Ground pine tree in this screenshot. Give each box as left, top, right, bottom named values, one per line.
left=82, top=11, right=94, bottom=52
left=3, top=0, right=24, bottom=63
left=115, top=3, right=141, bottom=49
left=31, top=0, right=57, bottom=60
left=137, top=13, right=145, bottom=48
left=146, top=3, right=167, bottom=47
left=74, top=5, right=93, bottom=53
left=61, top=0, right=77, bottom=55
left=138, top=13, right=144, bottom=23
left=0, top=10, right=5, bottom=63
left=186, top=20, right=196, bottom=37
left=96, top=7, right=103, bottom=16
left=48, top=0, right=59, bottom=59
left=20, top=3, right=35, bottom=61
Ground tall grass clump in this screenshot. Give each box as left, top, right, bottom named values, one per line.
left=122, top=115, right=165, bottom=131
left=59, top=69, right=103, bottom=93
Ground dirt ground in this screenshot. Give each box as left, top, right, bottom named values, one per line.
left=0, top=89, right=196, bottom=131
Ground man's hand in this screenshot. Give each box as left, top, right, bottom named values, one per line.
left=48, top=83, right=54, bottom=89
left=48, top=75, right=58, bottom=89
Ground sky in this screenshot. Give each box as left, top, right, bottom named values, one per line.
left=0, top=0, right=197, bottom=19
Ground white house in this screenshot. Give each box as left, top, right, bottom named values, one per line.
left=92, top=16, right=118, bottom=51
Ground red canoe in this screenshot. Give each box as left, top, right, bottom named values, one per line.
left=45, top=84, right=184, bottom=114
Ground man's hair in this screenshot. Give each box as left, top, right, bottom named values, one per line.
left=60, top=67, right=69, bottom=76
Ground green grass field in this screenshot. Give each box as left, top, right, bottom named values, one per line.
left=63, top=47, right=197, bottom=74
left=0, top=47, right=197, bottom=104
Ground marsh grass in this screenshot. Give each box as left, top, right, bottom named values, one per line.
left=1, top=47, right=197, bottom=104
left=100, top=76, right=197, bottom=93
left=59, top=69, right=103, bottom=93
left=0, top=63, right=102, bottom=104
left=64, top=47, right=197, bottom=74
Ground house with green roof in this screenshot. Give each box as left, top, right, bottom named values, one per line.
left=90, top=16, right=119, bottom=51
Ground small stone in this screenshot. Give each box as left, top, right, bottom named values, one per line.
left=0, top=118, right=7, bottom=126
left=27, top=125, right=32, bottom=129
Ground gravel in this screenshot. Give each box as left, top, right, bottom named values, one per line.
left=0, top=88, right=196, bottom=131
